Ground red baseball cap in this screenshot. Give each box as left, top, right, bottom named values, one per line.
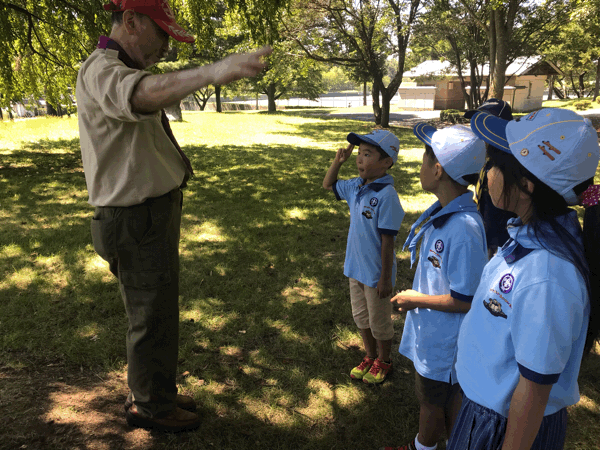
left=103, top=0, right=195, bottom=43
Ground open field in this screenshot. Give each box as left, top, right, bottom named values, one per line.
left=0, top=111, right=598, bottom=449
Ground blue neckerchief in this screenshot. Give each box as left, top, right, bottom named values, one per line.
left=403, top=193, right=479, bottom=267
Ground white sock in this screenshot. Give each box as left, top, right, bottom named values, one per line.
left=414, top=433, right=437, bottom=450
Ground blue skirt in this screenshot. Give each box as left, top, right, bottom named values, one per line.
left=447, top=396, right=567, bottom=450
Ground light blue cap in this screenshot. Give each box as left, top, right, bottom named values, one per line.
left=470, top=108, right=600, bottom=205
left=347, top=130, right=400, bottom=163
left=413, top=123, right=487, bottom=186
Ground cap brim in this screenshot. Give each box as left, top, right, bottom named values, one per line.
left=413, top=123, right=437, bottom=146
left=154, top=19, right=195, bottom=43
left=347, top=132, right=380, bottom=149
left=470, top=111, right=511, bottom=152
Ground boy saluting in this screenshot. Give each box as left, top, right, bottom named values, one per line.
left=323, top=130, right=405, bottom=384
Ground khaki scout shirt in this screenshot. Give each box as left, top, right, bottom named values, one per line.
left=76, top=48, right=186, bottom=207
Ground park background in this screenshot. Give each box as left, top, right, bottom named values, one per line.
left=2, top=0, right=600, bottom=449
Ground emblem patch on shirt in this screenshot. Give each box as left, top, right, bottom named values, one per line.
left=370, top=197, right=379, bottom=207
left=427, top=255, right=441, bottom=269
left=435, top=239, right=444, bottom=253
left=483, top=298, right=508, bottom=319
left=499, top=274, right=515, bottom=294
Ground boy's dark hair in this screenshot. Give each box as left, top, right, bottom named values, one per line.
left=424, top=145, right=478, bottom=187
left=487, top=145, right=599, bottom=355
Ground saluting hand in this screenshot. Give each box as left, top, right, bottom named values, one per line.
left=335, top=143, right=354, bottom=164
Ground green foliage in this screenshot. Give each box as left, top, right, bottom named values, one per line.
left=322, top=66, right=359, bottom=92
left=573, top=100, right=592, bottom=110
left=440, top=109, right=465, bottom=123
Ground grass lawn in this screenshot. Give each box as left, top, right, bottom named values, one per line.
left=542, top=98, right=600, bottom=111
left=1, top=111, right=599, bottom=449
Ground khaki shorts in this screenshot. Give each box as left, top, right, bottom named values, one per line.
left=415, top=371, right=461, bottom=407
left=349, top=278, right=394, bottom=340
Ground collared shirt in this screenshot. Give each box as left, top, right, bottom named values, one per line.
left=399, top=192, right=488, bottom=383
left=333, top=175, right=405, bottom=288
left=76, top=44, right=186, bottom=207
left=456, top=210, right=589, bottom=417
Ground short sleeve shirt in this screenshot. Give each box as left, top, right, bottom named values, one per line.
left=76, top=48, right=186, bottom=207
left=333, top=175, right=405, bottom=288
left=456, top=211, right=589, bottom=417
left=399, top=192, right=488, bottom=383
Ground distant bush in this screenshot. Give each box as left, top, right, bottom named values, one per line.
left=440, top=109, right=465, bottom=124
left=574, top=100, right=592, bottom=110
left=595, top=96, right=600, bottom=103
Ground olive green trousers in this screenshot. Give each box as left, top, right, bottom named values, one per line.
left=91, top=189, right=182, bottom=418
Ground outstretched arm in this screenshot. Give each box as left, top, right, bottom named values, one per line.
left=130, top=47, right=272, bottom=114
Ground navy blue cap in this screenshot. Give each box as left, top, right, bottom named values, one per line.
left=464, top=98, right=513, bottom=121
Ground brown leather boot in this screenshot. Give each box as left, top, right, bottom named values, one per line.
left=125, top=404, right=201, bottom=432
left=124, top=394, right=197, bottom=413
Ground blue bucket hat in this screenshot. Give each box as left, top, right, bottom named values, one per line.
left=464, top=98, right=513, bottom=121
left=347, top=130, right=400, bottom=164
left=413, top=123, right=487, bottom=186
left=470, top=108, right=600, bottom=205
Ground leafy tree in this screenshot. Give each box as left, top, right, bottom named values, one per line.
left=542, top=0, right=600, bottom=99
left=249, top=41, right=325, bottom=112
left=457, top=0, right=571, bottom=99
left=0, top=0, right=108, bottom=115
left=287, top=0, right=422, bottom=128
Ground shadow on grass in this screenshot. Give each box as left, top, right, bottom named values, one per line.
left=2, top=128, right=597, bottom=449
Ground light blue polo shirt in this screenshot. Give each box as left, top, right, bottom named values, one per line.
left=456, top=210, right=589, bottom=417
left=333, top=175, right=404, bottom=288
left=399, top=192, right=487, bottom=383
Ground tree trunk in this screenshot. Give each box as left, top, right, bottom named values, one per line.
left=547, top=75, right=554, bottom=100
left=594, top=60, right=600, bottom=101
left=0, top=108, right=3, bottom=120
left=46, top=102, right=58, bottom=116
left=266, top=83, right=277, bottom=112
left=491, top=10, right=508, bottom=100
left=569, top=73, right=580, bottom=97
left=372, top=82, right=382, bottom=125
left=579, top=73, right=586, bottom=98
left=165, top=102, right=183, bottom=121
left=380, top=88, right=392, bottom=128
left=215, top=85, right=222, bottom=112
left=363, top=82, right=367, bottom=106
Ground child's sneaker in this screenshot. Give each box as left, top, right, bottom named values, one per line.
left=363, top=358, right=392, bottom=384
left=350, top=356, right=375, bottom=380
left=379, top=439, right=417, bottom=450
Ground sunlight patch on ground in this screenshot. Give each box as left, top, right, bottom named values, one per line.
left=577, top=394, right=600, bottom=413
left=2, top=266, right=36, bottom=289
left=190, top=220, right=227, bottom=243
left=0, top=243, right=24, bottom=259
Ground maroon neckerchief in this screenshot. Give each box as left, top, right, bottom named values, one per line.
left=97, top=36, right=194, bottom=181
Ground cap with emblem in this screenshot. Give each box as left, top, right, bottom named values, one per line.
left=413, top=123, right=487, bottom=186
left=103, top=0, right=195, bottom=43
left=470, top=108, right=600, bottom=205
left=347, top=130, right=400, bottom=164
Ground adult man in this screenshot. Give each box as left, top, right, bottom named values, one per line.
left=76, top=0, right=270, bottom=432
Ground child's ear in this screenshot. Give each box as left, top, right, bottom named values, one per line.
left=434, top=162, right=444, bottom=180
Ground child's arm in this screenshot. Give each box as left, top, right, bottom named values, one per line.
left=323, top=143, right=354, bottom=191
left=501, top=375, right=553, bottom=450
left=377, top=234, right=395, bottom=298
left=391, top=290, right=471, bottom=313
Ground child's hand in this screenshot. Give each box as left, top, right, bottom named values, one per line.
left=390, top=290, right=423, bottom=313
left=335, top=143, right=354, bottom=164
